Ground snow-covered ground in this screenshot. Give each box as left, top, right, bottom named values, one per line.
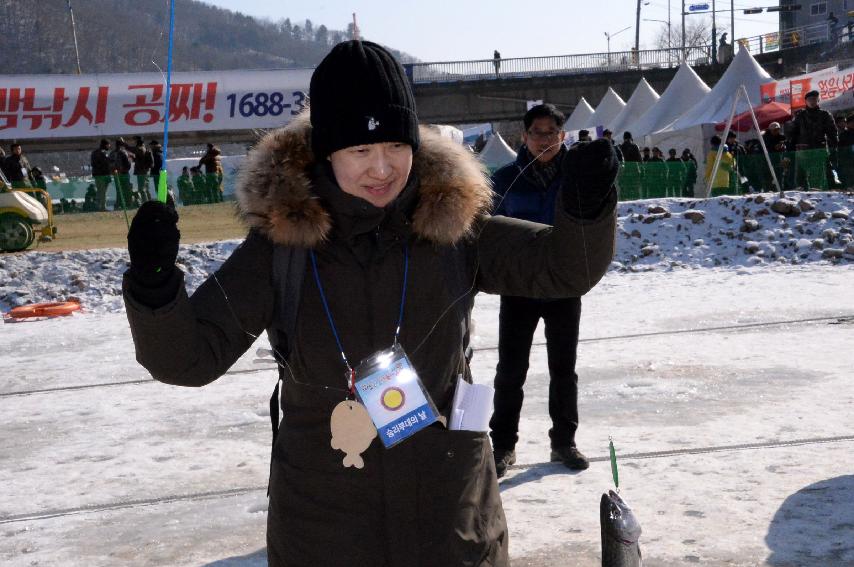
left=2, top=192, right=853, bottom=566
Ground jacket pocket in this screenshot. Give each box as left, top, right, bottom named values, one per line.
left=414, top=427, right=508, bottom=566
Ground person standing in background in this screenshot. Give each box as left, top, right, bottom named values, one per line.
left=90, top=139, right=112, bottom=211
left=132, top=136, right=154, bottom=202
left=489, top=103, right=595, bottom=478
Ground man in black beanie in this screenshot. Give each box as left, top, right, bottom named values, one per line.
left=790, top=89, right=838, bottom=189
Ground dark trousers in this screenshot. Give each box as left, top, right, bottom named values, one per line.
left=489, top=295, right=581, bottom=451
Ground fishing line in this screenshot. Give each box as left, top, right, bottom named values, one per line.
left=211, top=273, right=349, bottom=396
left=408, top=138, right=587, bottom=359
left=206, top=136, right=602, bottom=393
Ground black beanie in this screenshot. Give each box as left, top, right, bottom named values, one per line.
left=310, top=40, right=419, bottom=158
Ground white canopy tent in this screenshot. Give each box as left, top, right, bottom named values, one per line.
left=622, top=63, right=710, bottom=139
left=665, top=48, right=771, bottom=131
left=649, top=47, right=772, bottom=195
left=586, top=87, right=626, bottom=131
left=478, top=132, right=517, bottom=172
left=606, top=78, right=659, bottom=139
left=564, top=97, right=595, bottom=131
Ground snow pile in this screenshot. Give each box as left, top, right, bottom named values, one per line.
left=612, top=191, right=854, bottom=271
left=0, top=242, right=240, bottom=313
left=1, top=192, right=852, bottom=313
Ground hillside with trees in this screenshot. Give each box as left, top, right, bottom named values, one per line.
left=0, top=0, right=414, bottom=75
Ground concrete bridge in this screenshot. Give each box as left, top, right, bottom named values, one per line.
left=412, top=40, right=852, bottom=126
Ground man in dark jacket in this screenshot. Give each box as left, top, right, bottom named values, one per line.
left=837, top=114, right=854, bottom=188
left=619, top=131, right=643, bottom=199
left=762, top=122, right=788, bottom=191
left=620, top=131, right=642, bottom=162
left=489, top=103, right=590, bottom=478
left=90, top=139, right=112, bottom=211
left=726, top=130, right=748, bottom=192
left=790, top=90, right=838, bottom=189
left=199, top=143, right=223, bottom=202
left=110, top=138, right=134, bottom=210
left=2, top=143, right=35, bottom=188
left=149, top=140, right=164, bottom=195
left=131, top=136, right=154, bottom=202
left=602, top=129, right=623, bottom=162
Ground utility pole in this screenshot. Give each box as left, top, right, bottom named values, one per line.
left=668, top=0, right=672, bottom=52
left=635, top=0, right=642, bottom=54
left=711, top=0, right=717, bottom=64
left=66, top=0, right=82, bottom=74
left=730, top=0, right=734, bottom=53
left=681, top=0, right=686, bottom=62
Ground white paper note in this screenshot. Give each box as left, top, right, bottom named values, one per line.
left=449, top=377, right=494, bottom=432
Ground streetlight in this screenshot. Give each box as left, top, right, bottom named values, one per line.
left=605, top=25, right=632, bottom=66
left=644, top=17, right=673, bottom=65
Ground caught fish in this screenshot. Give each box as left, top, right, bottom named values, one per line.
left=600, top=490, right=643, bottom=567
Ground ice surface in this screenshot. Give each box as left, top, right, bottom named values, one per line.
left=1, top=193, right=853, bottom=566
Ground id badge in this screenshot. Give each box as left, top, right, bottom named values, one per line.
left=353, top=343, right=439, bottom=448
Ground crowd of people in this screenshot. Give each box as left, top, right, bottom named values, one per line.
left=610, top=130, right=699, bottom=198
left=703, top=89, right=845, bottom=194
left=89, top=138, right=223, bottom=211
left=0, top=138, right=225, bottom=214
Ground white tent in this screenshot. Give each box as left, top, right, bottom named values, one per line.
left=664, top=47, right=771, bottom=131
left=622, top=63, right=710, bottom=139
left=649, top=47, right=772, bottom=195
left=586, top=87, right=626, bottom=130
left=564, top=97, right=595, bottom=131
left=606, top=78, right=660, bottom=139
left=478, top=132, right=517, bottom=172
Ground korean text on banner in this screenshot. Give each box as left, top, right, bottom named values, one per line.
left=0, top=69, right=311, bottom=139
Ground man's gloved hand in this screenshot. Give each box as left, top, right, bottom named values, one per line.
left=560, top=139, right=619, bottom=220
left=127, top=200, right=180, bottom=288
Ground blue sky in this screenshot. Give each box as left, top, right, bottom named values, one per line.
left=202, top=0, right=784, bottom=62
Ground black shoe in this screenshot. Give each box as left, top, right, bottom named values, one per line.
left=493, top=448, right=516, bottom=479
left=550, top=445, right=590, bottom=471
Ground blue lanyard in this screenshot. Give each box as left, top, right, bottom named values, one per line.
left=309, top=245, right=410, bottom=394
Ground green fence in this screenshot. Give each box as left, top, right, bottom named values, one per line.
left=617, top=160, right=698, bottom=200
left=617, top=148, right=848, bottom=201
left=44, top=171, right=239, bottom=213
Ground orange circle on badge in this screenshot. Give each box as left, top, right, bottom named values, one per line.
left=380, top=387, right=406, bottom=411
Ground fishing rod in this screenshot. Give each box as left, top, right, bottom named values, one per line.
left=157, top=0, right=176, bottom=203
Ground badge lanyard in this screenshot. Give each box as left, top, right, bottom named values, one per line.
left=309, top=244, right=410, bottom=398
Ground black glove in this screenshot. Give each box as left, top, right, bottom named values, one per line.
left=127, top=200, right=180, bottom=289
left=560, top=139, right=619, bottom=220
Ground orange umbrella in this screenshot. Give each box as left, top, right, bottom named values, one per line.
left=715, top=101, right=792, bottom=132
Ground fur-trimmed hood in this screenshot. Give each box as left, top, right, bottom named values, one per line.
left=235, top=114, right=493, bottom=247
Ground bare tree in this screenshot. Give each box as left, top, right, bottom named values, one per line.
left=655, top=18, right=722, bottom=50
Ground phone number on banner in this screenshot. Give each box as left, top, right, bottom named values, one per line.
left=225, top=91, right=307, bottom=118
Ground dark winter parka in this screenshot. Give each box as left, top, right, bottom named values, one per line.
left=790, top=105, right=838, bottom=150
left=90, top=148, right=112, bottom=177
left=124, top=116, right=616, bottom=567
left=199, top=145, right=223, bottom=174
left=2, top=153, right=34, bottom=185
left=132, top=144, right=153, bottom=175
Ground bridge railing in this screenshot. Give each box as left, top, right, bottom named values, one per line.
left=406, top=21, right=846, bottom=85
left=736, top=20, right=836, bottom=54
left=406, top=46, right=712, bottom=84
